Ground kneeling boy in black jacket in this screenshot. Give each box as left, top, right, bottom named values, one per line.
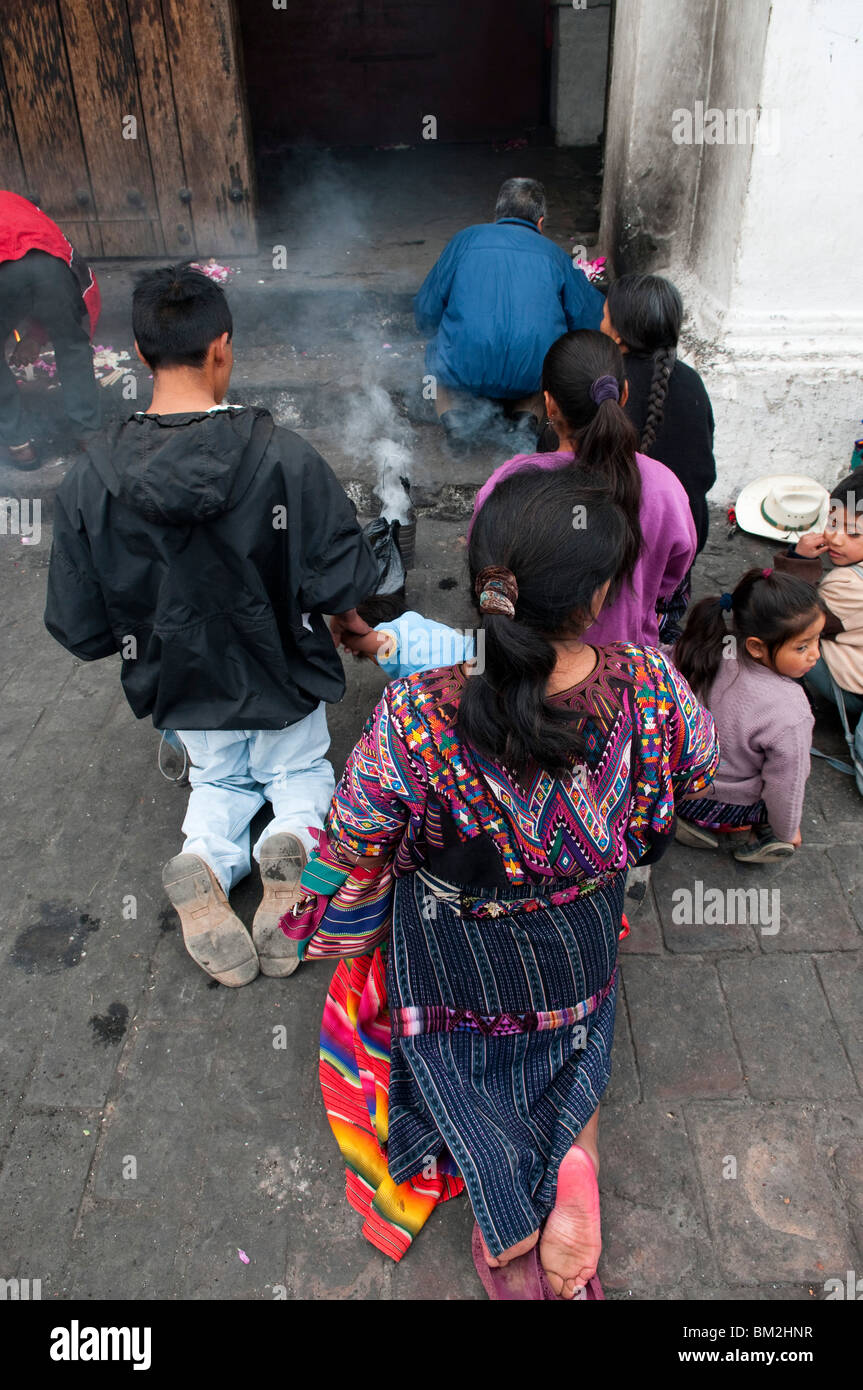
left=45, top=265, right=378, bottom=986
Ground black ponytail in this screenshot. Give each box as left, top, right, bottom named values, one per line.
left=606, top=273, right=683, bottom=452
left=458, top=467, right=631, bottom=777
left=674, top=567, right=825, bottom=699
left=671, top=595, right=729, bottom=699
left=541, top=329, right=642, bottom=581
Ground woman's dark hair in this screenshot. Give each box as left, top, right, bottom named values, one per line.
left=133, top=263, right=233, bottom=370
left=830, top=469, right=863, bottom=516
left=674, top=567, right=825, bottom=699
left=457, top=467, right=631, bottom=777
left=606, top=273, right=683, bottom=452
left=541, top=329, right=642, bottom=578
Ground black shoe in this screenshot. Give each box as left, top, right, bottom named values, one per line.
left=733, top=825, right=795, bottom=863
left=439, top=409, right=474, bottom=456
left=5, top=440, right=40, bottom=470
left=508, top=411, right=541, bottom=448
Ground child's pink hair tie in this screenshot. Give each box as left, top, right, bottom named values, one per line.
left=762, top=567, right=773, bottom=578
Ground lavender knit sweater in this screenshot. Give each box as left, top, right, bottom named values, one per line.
left=698, top=656, right=813, bottom=842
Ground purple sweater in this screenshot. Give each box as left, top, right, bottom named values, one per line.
left=697, top=656, right=813, bottom=842
left=470, top=450, right=696, bottom=646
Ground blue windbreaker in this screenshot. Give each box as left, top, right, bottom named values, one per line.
left=414, top=217, right=604, bottom=399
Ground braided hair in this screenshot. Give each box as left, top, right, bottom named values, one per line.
left=605, top=274, right=683, bottom=453
left=641, top=346, right=675, bottom=452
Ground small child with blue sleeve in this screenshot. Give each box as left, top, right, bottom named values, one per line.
left=340, top=610, right=477, bottom=677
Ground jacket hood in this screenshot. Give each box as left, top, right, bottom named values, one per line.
left=84, top=407, right=264, bottom=525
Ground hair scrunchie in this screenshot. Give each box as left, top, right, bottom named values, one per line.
left=589, top=374, right=620, bottom=406
left=718, top=592, right=734, bottom=612
left=475, top=565, right=518, bottom=619
left=762, top=567, right=773, bottom=578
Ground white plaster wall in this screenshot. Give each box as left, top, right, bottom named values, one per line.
left=683, top=338, right=861, bottom=501
left=687, top=0, right=771, bottom=313
left=726, top=0, right=863, bottom=332
left=686, top=0, right=863, bottom=499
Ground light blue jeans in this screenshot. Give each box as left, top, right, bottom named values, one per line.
left=175, top=704, right=335, bottom=895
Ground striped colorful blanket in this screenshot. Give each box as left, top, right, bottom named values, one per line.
left=319, top=946, right=465, bottom=1260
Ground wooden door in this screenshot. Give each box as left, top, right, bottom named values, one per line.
left=0, top=0, right=256, bottom=258
left=238, top=0, right=548, bottom=149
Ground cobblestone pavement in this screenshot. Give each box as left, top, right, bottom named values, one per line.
left=1, top=180, right=859, bottom=1299
left=1, top=494, right=860, bottom=1303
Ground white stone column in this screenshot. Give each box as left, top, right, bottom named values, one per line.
left=599, top=0, right=721, bottom=269
left=601, top=0, right=863, bottom=499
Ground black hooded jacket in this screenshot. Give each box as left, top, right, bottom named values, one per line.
left=621, top=353, right=716, bottom=554
left=44, top=406, right=379, bottom=730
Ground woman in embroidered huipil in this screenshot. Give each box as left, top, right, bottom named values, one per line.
left=288, top=468, right=717, bottom=1298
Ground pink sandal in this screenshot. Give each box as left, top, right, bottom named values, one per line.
left=471, top=1223, right=604, bottom=1300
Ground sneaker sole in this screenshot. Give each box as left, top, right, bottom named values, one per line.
left=162, top=853, right=259, bottom=987
left=253, top=834, right=307, bottom=977
left=675, top=818, right=719, bottom=850
left=733, top=843, right=795, bottom=864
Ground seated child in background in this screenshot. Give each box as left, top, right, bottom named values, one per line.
left=774, top=470, right=863, bottom=791
left=671, top=568, right=825, bottom=864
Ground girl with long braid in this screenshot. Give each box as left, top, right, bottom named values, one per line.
left=601, top=273, right=716, bottom=554
left=600, top=274, right=716, bottom=642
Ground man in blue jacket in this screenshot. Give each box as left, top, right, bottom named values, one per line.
left=414, top=177, right=604, bottom=447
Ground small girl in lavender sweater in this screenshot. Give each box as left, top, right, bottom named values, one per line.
left=672, top=568, right=825, bottom=864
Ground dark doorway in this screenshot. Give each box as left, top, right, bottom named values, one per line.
left=237, top=0, right=548, bottom=156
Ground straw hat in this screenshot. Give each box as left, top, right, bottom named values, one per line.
left=734, top=474, right=831, bottom=541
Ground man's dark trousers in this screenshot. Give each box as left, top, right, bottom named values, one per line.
left=0, top=248, right=101, bottom=445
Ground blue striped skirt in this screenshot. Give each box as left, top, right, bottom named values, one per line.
left=683, top=797, right=768, bottom=830
left=385, top=869, right=623, bottom=1257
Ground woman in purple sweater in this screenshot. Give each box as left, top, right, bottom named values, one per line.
left=470, top=330, right=696, bottom=648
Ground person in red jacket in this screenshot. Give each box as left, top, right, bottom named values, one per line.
left=0, top=191, right=102, bottom=467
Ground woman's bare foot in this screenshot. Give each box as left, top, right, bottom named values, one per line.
left=479, top=1227, right=539, bottom=1268
left=540, top=1143, right=601, bottom=1297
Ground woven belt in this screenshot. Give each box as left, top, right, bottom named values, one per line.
left=415, top=866, right=619, bottom=920
left=393, top=966, right=617, bottom=1038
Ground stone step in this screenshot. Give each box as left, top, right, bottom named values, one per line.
left=296, top=420, right=506, bottom=520
left=97, top=281, right=420, bottom=348
left=0, top=411, right=508, bottom=524
left=232, top=344, right=427, bottom=421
